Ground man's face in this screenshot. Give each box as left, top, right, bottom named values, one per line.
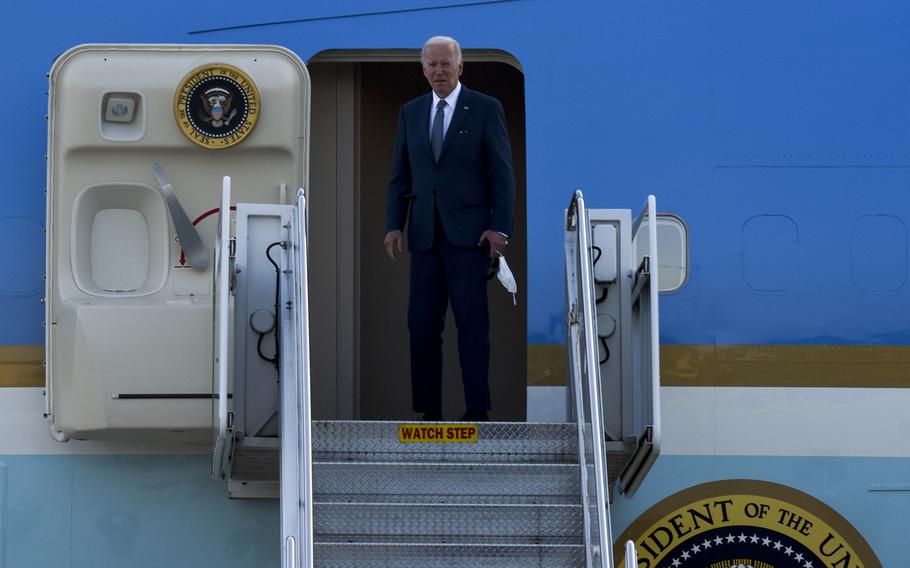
left=422, top=43, right=463, bottom=98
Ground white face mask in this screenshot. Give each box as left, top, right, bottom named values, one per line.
left=496, top=255, right=518, bottom=305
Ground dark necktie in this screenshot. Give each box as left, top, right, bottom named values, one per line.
left=431, top=99, right=446, bottom=162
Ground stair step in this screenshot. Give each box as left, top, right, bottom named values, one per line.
left=230, top=460, right=581, bottom=502
left=315, top=534, right=581, bottom=545
left=230, top=436, right=279, bottom=480
left=313, top=542, right=586, bottom=568
left=227, top=436, right=279, bottom=499
left=313, top=421, right=578, bottom=463
left=314, top=502, right=583, bottom=541
left=226, top=421, right=634, bottom=502
left=314, top=462, right=580, bottom=503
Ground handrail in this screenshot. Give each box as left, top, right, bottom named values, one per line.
left=286, top=537, right=297, bottom=568
left=566, top=189, right=614, bottom=568
left=624, top=540, right=637, bottom=568
left=565, top=204, right=594, bottom=568
left=280, top=188, right=314, bottom=568
left=293, top=188, right=315, bottom=567
left=212, top=177, right=231, bottom=479
left=643, top=195, right=661, bottom=480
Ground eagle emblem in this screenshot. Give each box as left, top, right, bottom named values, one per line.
left=200, top=87, right=237, bottom=128
left=174, top=63, right=260, bottom=149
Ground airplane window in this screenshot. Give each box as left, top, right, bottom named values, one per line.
left=633, top=214, right=688, bottom=293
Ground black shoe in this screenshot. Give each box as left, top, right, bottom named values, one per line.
left=461, top=411, right=489, bottom=422
left=420, top=411, right=443, bottom=421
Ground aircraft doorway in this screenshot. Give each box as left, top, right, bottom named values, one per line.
left=308, top=53, right=527, bottom=421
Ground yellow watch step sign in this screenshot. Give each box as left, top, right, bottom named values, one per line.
left=398, top=423, right=479, bottom=443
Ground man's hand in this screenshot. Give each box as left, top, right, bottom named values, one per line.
left=384, top=230, right=403, bottom=261
left=479, top=230, right=508, bottom=259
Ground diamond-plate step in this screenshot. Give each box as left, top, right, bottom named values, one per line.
left=313, top=421, right=578, bottom=463
left=228, top=436, right=279, bottom=499
left=313, top=542, right=586, bottom=568
left=314, top=462, right=580, bottom=504
left=314, top=502, right=583, bottom=542
left=315, top=534, right=582, bottom=545
left=227, top=421, right=631, bottom=501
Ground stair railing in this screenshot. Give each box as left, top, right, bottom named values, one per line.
left=565, top=189, right=615, bottom=568
left=280, top=188, right=315, bottom=568
left=624, top=540, right=638, bottom=567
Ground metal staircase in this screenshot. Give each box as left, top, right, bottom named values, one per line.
left=226, top=419, right=643, bottom=566
left=311, top=421, right=586, bottom=567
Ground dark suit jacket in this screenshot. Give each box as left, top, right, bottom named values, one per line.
left=385, top=86, right=515, bottom=251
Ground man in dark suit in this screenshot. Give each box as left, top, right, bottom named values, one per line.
left=384, top=36, right=516, bottom=422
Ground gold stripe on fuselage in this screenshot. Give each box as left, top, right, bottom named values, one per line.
left=0, top=345, right=43, bottom=387
left=529, top=344, right=910, bottom=388
left=8, top=343, right=910, bottom=388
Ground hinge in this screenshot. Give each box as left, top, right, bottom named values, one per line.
left=228, top=237, right=237, bottom=260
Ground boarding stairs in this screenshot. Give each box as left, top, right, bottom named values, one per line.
left=217, top=188, right=658, bottom=567
left=314, top=421, right=586, bottom=566
left=230, top=420, right=621, bottom=567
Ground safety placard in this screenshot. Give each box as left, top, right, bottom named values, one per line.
left=398, top=424, right=479, bottom=443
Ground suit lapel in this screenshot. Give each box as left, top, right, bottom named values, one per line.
left=418, top=93, right=433, bottom=160
left=439, top=87, right=473, bottom=161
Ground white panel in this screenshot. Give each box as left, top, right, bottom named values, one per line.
left=661, top=386, right=910, bottom=457
left=526, top=386, right=569, bottom=422
left=90, top=208, right=148, bottom=292
left=659, top=387, right=716, bottom=455
left=592, top=224, right=617, bottom=283
left=232, top=204, right=290, bottom=437
left=0, top=389, right=206, bottom=455
left=12, top=384, right=909, bottom=457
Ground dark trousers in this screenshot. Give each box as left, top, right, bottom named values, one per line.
left=408, top=226, right=491, bottom=414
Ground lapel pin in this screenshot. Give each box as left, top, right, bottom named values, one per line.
left=463, top=106, right=469, bottom=110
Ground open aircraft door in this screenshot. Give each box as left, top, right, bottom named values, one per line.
left=46, top=43, right=314, bottom=566
left=565, top=192, right=661, bottom=501
left=44, top=44, right=310, bottom=443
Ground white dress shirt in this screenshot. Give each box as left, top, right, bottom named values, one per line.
left=429, top=82, right=462, bottom=139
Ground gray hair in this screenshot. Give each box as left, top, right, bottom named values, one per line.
left=421, top=36, right=462, bottom=66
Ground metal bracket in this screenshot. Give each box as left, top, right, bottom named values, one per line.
left=631, top=256, right=651, bottom=304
